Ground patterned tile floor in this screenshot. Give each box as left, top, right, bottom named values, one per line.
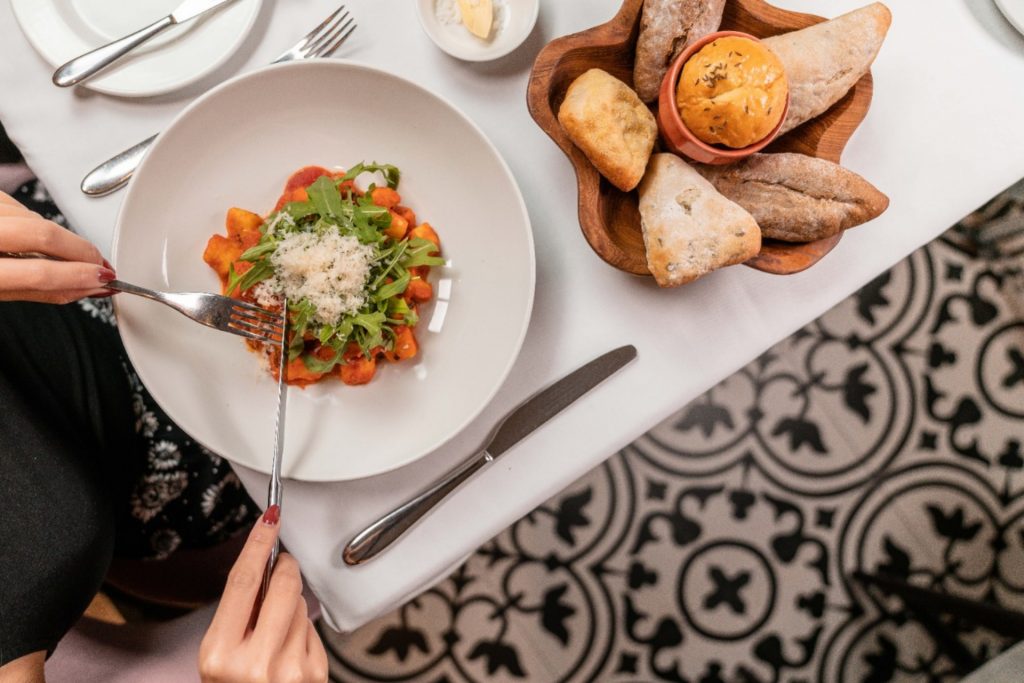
left=319, top=180, right=1024, bottom=682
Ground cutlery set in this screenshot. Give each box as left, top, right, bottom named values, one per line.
left=42, top=1, right=638, bottom=565
left=52, top=0, right=241, bottom=88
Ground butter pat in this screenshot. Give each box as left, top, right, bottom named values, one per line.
left=458, top=0, right=493, bottom=38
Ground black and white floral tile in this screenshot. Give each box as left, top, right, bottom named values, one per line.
left=319, top=180, right=1024, bottom=682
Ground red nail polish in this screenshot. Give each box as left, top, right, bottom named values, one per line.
left=102, top=259, right=113, bottom=271
left=98, top=267, right=116, bottom=284
left=262, top=504, right=280, bottom=526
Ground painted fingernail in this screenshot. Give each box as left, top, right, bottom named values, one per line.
left=102, top=259, right=114, bottom=271
left=98, top=267, right=116, bottom=284
left=262, top=504, right=280, bottom=526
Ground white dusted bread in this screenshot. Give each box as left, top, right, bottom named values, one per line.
left=638, top=154, right=761, bottom=287
left=557, top=69, right=658, bottom=192
left=763, top=3, right=892, bottom=135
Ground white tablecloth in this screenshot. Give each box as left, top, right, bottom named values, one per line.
left=2, top=0, right=1024, bottom=632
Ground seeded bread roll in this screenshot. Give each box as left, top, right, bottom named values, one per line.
left=696, top=153, right=890, bottom=242
left=675, top=36, right=788, bottom=148
left=558, top=69, right=658, bottom=192
left=633, top=0, right=726, bottom=103
left=638, top=153, right=761, bottom=287
left=763, top=3, right=891, bottom=135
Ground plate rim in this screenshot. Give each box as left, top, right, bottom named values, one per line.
left=111, top=58, right=537, bottom=481
left=994, top=0, right=1024, bottom=37
left=9, top=0, right=262, bottom=98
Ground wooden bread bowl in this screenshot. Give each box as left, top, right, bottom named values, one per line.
left=526, top=0, right=874, bottom=276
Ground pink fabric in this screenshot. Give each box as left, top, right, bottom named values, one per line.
left=44, top=588, right=321, bottom=681
left=0, top=161, right=32, bottom=194
left=45, top=606, right=214, bottom=683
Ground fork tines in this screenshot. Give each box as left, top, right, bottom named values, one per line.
left=297, top=5, right=357, bottom=59
left=229, top=303, right=286, bottom=343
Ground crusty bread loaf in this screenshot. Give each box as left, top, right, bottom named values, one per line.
left=633, top=0, right=726, bottom=103
left=638, top=154, right=761, bottom=287
left=696, top=153, right=890, bottom=242
left=558, top=69, right=658, bottom=192
left=763, top=3, right=891, bottom=135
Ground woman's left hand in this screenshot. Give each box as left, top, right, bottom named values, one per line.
left=0, top=192, right=114, bottom=304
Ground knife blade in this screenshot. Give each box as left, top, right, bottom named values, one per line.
left=486, top=344, right=638, bottom=458
left=52, top=0, right=240, bottom=87
left=258, top=298, right=289, bottom=602
left=342, top=344, right=638, bottom=565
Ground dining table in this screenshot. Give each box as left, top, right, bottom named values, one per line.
left=2, top=0, right=1024, bottom=633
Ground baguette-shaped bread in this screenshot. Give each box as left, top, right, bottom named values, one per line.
left=639, top=154, right=761, bottom=287
left=558, top=69, right=658, bottom=192
left=763, top=3, right=891, bottom=135
left=697, top=153, right=890, bottom=242
left=633, top=0, right=726, bottom=103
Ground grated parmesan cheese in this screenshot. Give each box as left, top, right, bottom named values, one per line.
left=253, top=231, right=374, bottom=325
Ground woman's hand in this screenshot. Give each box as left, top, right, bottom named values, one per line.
left=199, top=507, right=329, bottom=683
left=0, top=192, right=114, bottom=304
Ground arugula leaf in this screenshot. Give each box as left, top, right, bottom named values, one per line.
left=341, top=162, right=401, bottom=189
left=370, top=242, right=409, bottom=290
left=283, top=200, right=319, bottom=221
left=302, top=350, right=341, bottom=374
left=386, top=297, right=419, bottom=327
left=374, top=271, right=410, bottom=301
left=226, top=262, right=239, bottom=294
left=287, top=299, right=316, bottom=360
left=307, top=176, right=345, bottom=219
left=239, top=240, right=278, bottom=262
left=317, top=325, right=335, bottom=345
left=229, top=259, right=275, bottom=295
left=349, top=311, right=387, bottom=353
left=401, top=238, right=446, bottom=268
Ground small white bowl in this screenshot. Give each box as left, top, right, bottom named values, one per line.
left=416, top=0, right=540, bottom=62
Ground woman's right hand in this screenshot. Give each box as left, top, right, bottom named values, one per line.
left=0, top=191, right=114, bottom=304
left=198, top=507, right=329, bottom=683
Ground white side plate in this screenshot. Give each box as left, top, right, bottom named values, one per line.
left=11, top=0, right=261, bottom=97
left=415, top=0, right=539, bottom=62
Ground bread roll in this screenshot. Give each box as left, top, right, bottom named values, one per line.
left=763, top=3, right=891, bottom=135
left=558, top=69, right=658, bottom=192
left=675, top=36, right=788, bottom=148
left=633, top=0, right=726, bottom=103
left=638, top=154, right=761, bottom=287
left=696, top=153, right=890, bottom=242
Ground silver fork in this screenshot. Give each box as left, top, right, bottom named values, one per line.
left=81, top=5, right=357, bottom=197
left=109, top=279, right=285, bottom=343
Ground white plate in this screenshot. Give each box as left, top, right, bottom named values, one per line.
left=995, top=0, right=1024, bottom=36
left=10, top=0, right=261, bottom=97
left=416, top=0, right=539, bottom=62
left=112, top=60, right=536, bottom=482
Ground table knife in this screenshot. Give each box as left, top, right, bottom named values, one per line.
left=342, top=344, right=638, bottom=566
left=52, top=0, right=240, bottom=88
left=258, top=298, right=289, bottom=603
